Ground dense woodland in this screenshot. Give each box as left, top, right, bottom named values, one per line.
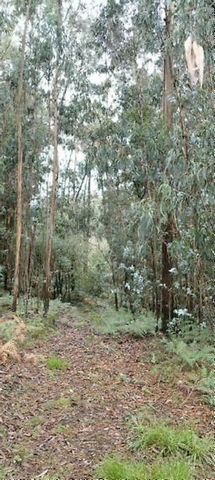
left=0, top=0, right=214, bottom=331
left=0, top=1, right=214, bottom=479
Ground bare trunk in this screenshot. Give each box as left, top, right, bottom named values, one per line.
left=12, top=1, right=32, bottom=311
left=43, top=0, right=62, bottom=316
left=161, top=4, right=174, bottom=333
left=43, top=74, right=59, bottom=315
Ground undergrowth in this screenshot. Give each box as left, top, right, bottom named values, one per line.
left=198, top=369, right=215, bottom=407
left=164, top=338, right=214, bottom=369
left=92, top=307, right=157, bottom=337
left=96, top=411, right=214, bottom=480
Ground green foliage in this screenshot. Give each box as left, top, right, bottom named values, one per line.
left=96, top=457, right=148, bottom=480
left=93, top=307, right=156, bottom=337
left=198, top=369, right=215, bottom=407
left=133, top=422, right=214, bottom=461
left=96, top=457, right=192, bottom=480
left=46, top=356, right=69, bottom=371
left=164, top=339, right=215, bottom=369
left=151, top=460, right=192, bottom=480
left=0, top=320, right=17, bottom=342
left=0, top=468, right=6, bottom=480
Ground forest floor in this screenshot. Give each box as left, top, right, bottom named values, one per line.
left=0, top=305, right=214, bottom=480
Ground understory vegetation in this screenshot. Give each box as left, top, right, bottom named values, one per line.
left=97, top=409, right=214, bottom=480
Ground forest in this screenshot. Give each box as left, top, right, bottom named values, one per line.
left=0, top=0, right=214, bottom=479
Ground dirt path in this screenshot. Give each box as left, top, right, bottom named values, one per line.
left=0, top=308, right=213, bottom=479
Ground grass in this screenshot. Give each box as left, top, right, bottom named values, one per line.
left=27, top=416, right=45, bottom=428
left=133, top=422, right=214, bottom=461
left=13, top=445, right=33, bottom=465
left=0, top=468, right=6, bottom=480
left=46, top=356, right=69, bottom=371
left=45, top=396, right=72, bottom=410
left=55, top=424, right=73, bottom=437
left=92, top=307, right=157, bottom=337
left=96, top=457, right=193, bottom=480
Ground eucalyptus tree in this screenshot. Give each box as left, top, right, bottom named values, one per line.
left=90, top=0, right=214, bottom=329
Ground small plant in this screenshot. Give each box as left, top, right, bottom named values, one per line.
left=13, top=445, right=33, bottom=465
left=133, top=422, right=214, bottom=461
left=46, top=356, right=69, bottom=371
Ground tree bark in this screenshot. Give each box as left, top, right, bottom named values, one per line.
left=43, top=70, right=59, bottom=315
left=161, top=3, right=174, bottom=333
left=12, top=1, right=32, bottom=311
left=43, top=0, right=62, bottom=315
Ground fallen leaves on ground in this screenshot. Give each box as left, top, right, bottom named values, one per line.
left=0, top=308, right=214, bottom=479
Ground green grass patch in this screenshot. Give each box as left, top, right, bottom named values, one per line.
left=92, top=307, right=156, bottom=337
left=151, top=460, right=193, bottom=480
left=46, top=356, right=69, bottom=371
left=133, top=422, right=214, bottom=461
left=96, top=457, right=193, bottom=480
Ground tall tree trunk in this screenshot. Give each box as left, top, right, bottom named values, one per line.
left=161, top=3, right=174, bottom=333
left=12, top=1, right=32, bottom=311
left=43, top=71, right=59, bottom=315
left=43, top=0, right=62, bottom=315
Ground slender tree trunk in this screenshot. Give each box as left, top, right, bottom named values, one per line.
left=43, top=71, right=59, bottom=315
left=161, top=3, right=174, bottom=333
left=43, top=0, right=62, bottom=316
left=12, top=1, right=32, bottom=311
